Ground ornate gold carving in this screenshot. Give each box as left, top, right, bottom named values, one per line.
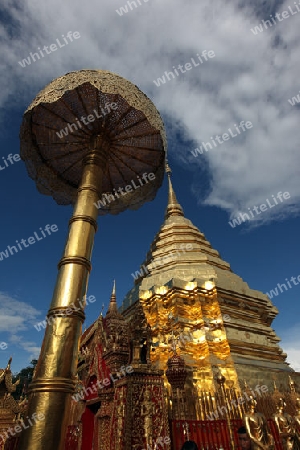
left=294, top=398, right=300, bottom=447
left=244, top=397, right=274, bottom=449
left=20, top=70, right=166, bottom=210
left=140, top=388, right=155, bottom=448
left=272, top=398, right=298, bottom=450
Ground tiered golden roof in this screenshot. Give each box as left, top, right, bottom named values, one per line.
left=120, top=170, right=300, bottom=415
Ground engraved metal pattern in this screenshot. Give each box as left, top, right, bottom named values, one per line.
left=20, top=70, right=166, bottom=213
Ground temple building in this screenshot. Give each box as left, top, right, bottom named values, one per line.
left=0, top=359, right=28, bottom=449
left=1, top=171, right=300, bottom=450
left=121, top=169, right=299, bottom=395
left=66, top=170, right=300, bottom=449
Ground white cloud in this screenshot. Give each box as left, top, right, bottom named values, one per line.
left=0, top=0, right=299, bottom=225
left=0, top=292, right=41, bottom=332
left=0, top=291, right=41, bottom=360
left=284, top=348, right=300, bottom=372
left=280, top=325, right=300, bottom=372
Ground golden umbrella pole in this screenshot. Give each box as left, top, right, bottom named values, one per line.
left=18, top=69, right=166, bottom=450
left=18, top=141, right=109, bottom=450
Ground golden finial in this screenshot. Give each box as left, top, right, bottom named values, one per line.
left=107, top=280, right=117, bottom=314
left=288, top=375, right=295, bottom=393
left=165, top=163, right=184, bottom=219
left=5, top=357, right=12, bottom=372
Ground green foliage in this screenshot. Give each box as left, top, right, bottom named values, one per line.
left=11, top=359, right=37, bottom=400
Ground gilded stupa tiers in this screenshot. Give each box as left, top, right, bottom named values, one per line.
left=47, top=171, right=300, bottom=447
left=120, top=169, right=299, bottom=409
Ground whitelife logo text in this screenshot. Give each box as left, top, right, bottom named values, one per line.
left=116, top=0, right=151, bottom=16
left=0, top=412, right=45, bottom=444
left=228, top=191, right=290, bottom=228
left=0, top=224, right=58, bottom=262
left=0, top=153, right=21, bottom=172
left=250, top=2, right=300, bottom=35
left=131, top=244, right=193, bottom=280
left=72, top=365, right=133, bottom=402
left=206, top=384, right=268, bottom=420
left=94, top=172, right=156, bottom=210
left=266, top=273, right=300, bottom=299
left=34, top=295, right=96, bottom=332
left=191, top=121, right=253, bottom=158
left=153, top=50, right=215, bottom=87
left=56, top=102, right=117, bottom=139
left=288, top=89, right=300, bottom=106
left=18, top=32, right=81, bottom=68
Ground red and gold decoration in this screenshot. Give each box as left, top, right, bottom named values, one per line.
left=0, top=69, right=298, bottom=449
left=0, top=359, right=28, bottom=450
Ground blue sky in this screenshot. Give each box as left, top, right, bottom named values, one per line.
left=0, top=0, right=299, bottom=374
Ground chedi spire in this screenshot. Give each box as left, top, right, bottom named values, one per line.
left=103, top=280, right=130, bottom=372
left=165, top=164, right=184, bottom=219
left=107, top=279, right=117, bottom=315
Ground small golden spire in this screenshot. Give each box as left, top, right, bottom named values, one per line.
left=6, top=357, right=12, bottom=372
left=107, top=280, right=117, bottom=314
left=165, top=163, right=184, bottom=219
left=288, top=375, right=295, bottom=392
left=100, top=303, right=104, bottom=317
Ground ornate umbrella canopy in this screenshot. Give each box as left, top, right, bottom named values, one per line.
left=20, top=70, right=167, bottom=214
